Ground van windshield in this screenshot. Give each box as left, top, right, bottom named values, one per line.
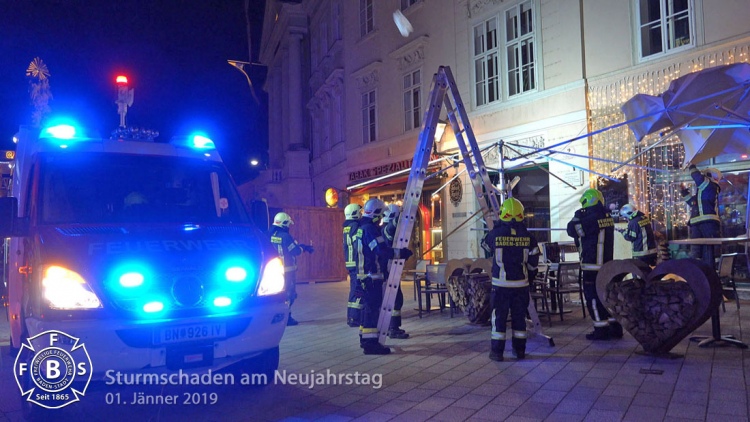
left=38, top=152, right=250, bottom=225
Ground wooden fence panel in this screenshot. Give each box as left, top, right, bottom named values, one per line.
left=283, top=206, right=347, bottom=283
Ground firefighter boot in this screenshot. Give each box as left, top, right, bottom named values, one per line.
left=287, top=314, right=299, bottom=326
left=511, top=338, right=526, bottom=360
left=362, top=341, right=391, bottom=355
left=609, top=321, right=624, bottom=339
left=488, top=340, right=505, bottom=362
left=388, top=317, right=409, bottom=339
left=585, top=326, right=611, bottom=340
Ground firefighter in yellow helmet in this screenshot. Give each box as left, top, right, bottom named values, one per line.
left=268, top=212, right=314, bottom=326
left=343, top=203, right=364, bottom=327
left=485, top=197, right=539, bottom=361
left=567, top=188, right=620, bottom=340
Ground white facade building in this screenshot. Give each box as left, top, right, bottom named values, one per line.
left=256, top=0, right=750, bottom=262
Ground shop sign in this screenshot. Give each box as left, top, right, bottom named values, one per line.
left=449, top=178, right=462, bottom=207
left=348, top=158, right=413, bottom=183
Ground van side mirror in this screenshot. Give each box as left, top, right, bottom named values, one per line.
left=0, top=197, right=18, bottom=237
left=249, top=199, right=269, bottom=232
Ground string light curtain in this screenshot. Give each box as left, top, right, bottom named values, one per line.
left=586, top=46, right=750, bottom=238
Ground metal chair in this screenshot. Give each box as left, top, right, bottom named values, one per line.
left=718, top=253, right=740, bottom=312
left=411, top=259, right=430, bottom=300
left=541, top=242, right=586, bottom=321
left=416, top=263, right=454, bottom=318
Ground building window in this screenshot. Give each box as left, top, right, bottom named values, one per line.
left=505, top=1, right=535, bottom=96
left=360, top=0, right=374, bottom=37
left=403, top=69, right=421, bottom=132
left=473, top=17, right=499, bottom=106
left=362, top=90, right=377, bottom=143
left=473, top=1, right=538, bottom=106
left=401, top=0, right=420, bottom=10
left=638, top=0, right=693, bottom=59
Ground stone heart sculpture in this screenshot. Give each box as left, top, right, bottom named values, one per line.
left=596, top=259, right=722, bottom=355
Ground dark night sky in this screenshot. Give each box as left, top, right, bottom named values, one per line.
left=0, top=0, right=268, bottom=184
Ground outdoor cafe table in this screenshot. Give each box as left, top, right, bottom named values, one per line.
left=668, top=235, right=750, bottom=349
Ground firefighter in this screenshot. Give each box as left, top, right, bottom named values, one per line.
left=354, top=198, right=412, bottom=355
left=566, top=188, right=621, bottom=340
left=269, top=212, right=314, bottom=326
left=380, top=204, right=409, bottom=339
left=486, top=198, right=539, bottom=361
left=617, top=204, right=658, bottom=266
left=680, top=165, right=721, bottom=267
left=343, top=203, right=364, bottom=327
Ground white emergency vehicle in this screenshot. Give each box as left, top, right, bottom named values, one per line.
left=1, top=94, right=287, bottom=377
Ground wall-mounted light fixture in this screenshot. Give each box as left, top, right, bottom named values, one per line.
left=434, top=119, right=448, bottom=143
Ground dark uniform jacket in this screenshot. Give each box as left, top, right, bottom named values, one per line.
left=566, top=203, right=615, bottom=272
left=378, top=221, right=398, bottom=276
left=485, top=220, right=540, bottom=287
left=268, top=226, right=303, bottom=272
left=343, top=220, right=360, bottom=271
left=355, top=217, right=397, bottom=279
left=622, top=211, right=657, bottom=257
left=681, top=166, right=720, bottom=225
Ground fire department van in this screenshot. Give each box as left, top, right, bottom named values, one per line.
left=0, top=121, right=287, bottom=376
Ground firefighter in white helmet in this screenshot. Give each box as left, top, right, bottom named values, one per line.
left=353, top=198, right=412, bottom=354
left=380, top=204, right=409, bottom=339
left=269, top=212, right=314, bottom=326
left=681, top=164, right=721, bottom=267
left=343, top=203, right=364, bottom=327
left=617, top=204, right=658, bottom=266
left=485, top=198, right=539, bottom=361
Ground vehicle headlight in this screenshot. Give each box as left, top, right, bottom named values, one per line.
left=42, top=265, right=102, bottom=309
left=257, top=257, right=285, bottom=296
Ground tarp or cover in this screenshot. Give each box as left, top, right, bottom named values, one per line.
left=621, top=63, right=750, bottom=166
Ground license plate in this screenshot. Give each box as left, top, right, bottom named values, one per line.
left=156, top=323, right=226, bottom=344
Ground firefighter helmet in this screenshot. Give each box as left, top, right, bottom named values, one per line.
left=499, top=198, right=525, bottom=222
left=344, top=203, right=362, bottom=220
left=580, top=188, right=604, bottom=208
left=619, top=204, right=637, bottom=220
left=362, top=198, right=385, bottom=221
left=705, top=168, right=722, bottom=183
left=272, top=212, right=293, bottom=228
left=382, top=204, right=400, bottom=223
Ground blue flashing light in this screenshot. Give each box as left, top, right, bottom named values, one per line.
left=190, top=134, right=215, bottom=150
left=213, top=296, right=232, bottom=307
left=225, top=267, right=247, bottom=282
left=143, top=301, right=164, bottom=313
left=119, top=272, right=144, bottom=288
left=43, top=124, right=77, bottom=139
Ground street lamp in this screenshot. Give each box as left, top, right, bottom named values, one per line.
left=250, top=158, right=259, bottom=166
left=228, top=60, right=262, bottom=105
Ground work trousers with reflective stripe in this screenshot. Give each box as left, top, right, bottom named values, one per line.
left=347, top=269, right=363, bottom=325
left=390, top=286, right=404, bottom=330
left=689, top=220, right=721, bottom=268
left=360, top=276, right=384, bottom=345
left=582, top=270, right=610, bottom=327
left=286, top=270, right=297, bottom=306
left=491, top=286, right=529, bottom=340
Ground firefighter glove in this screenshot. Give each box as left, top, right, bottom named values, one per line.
left=396, top=248, right=413, bottom=261
left=301, top=244, right=315, bottom=254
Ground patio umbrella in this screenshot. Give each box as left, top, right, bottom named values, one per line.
left=621, top=62, right=750, bottom=166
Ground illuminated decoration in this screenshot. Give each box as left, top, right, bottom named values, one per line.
left=325, top=187, right=339, bottom=207
left=110, top=126, right=159, bottom=141
left=116, top=75, right=128, bottom=85
left=586, top=46, right=749, bottom=237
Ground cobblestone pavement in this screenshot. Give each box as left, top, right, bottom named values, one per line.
left=1, top=279, right=749, bottom=421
